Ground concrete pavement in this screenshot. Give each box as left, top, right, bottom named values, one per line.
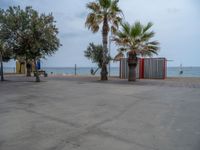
left=0, top=76, right=200, bottom=150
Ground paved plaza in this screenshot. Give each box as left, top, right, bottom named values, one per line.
left=0, top=76, right=200, bottom=150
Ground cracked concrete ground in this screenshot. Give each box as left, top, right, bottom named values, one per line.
left=0, top=76, right=200, bottom=150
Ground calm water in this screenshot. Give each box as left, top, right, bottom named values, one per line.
left=167, top=67, right=200, bottom=77
left=3, top=67, right=200, bottom=77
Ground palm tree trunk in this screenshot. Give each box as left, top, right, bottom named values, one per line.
left=0, top=52, right=4, bottom=81
left=128, top=52, right=138, bottom=81
left=34, top=59, right=40, bottom=82
left=128, top=65, right=137, bottom=81
left=101, top=16, right=109, bottom=80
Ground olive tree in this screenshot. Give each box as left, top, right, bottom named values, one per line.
left=3, top=6, right=61, bottom=82
left=0, top=9, right=13, bottom=81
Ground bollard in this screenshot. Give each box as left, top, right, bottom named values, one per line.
left=75, top=64, right=77, bottom=76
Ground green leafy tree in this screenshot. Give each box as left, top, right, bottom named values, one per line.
left=85, top=0, right=122, bottom=80
left=84, top=43, right=111, bottom=75
left=0, top=9, right=13, bottom=81
left=1, top=6, right=32, bottom=76
left=113, top=21, right=160, bottom=81
left=3, top=6, right=61, bottom=82
left=0, top=42, right=12, bottom=81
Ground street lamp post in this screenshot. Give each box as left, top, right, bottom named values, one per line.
left=108, top=33, right=113, bottom=77
left=0, top=51, right=4, bottom=81
left=108, top=36, right=111, bottom=77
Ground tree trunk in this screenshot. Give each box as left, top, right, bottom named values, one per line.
left=26, top=62, right=31, bottom=77
left=27, top=68, right=31, bottom=76
left=19, top=63, right=22, bottom=74
left=0, top=52, right=4, bottom=81
left=34, top=60, right=40, bottom=82
left=128, top=64, right=137, bottom=81
left=101, top=15, right=109, bottom=81
left=128, top=52, right=138, bottom=81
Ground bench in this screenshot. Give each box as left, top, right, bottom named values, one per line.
left=34, top=70, right=48, bottom=77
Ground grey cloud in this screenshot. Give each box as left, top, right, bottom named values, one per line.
left=60, top=33, right=79, bottom=38
left=167, top=8, right=180, bottom=14
left=60, top=31, right=87, bottom=38
left=76, top=11, right=87, bottom=18
left=2, top=0, right=200, bottom=67
left=0, top=0, right=14, bottom=8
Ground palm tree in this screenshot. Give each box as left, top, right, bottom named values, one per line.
left=85, top=0, right=122, bottom=80
left=84, top=43, right=104, bottom=69
left=114, top=21, right=160, bottom=81
left=84, top=43, right=112, bottom=75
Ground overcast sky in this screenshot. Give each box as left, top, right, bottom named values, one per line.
left=1, top=0, right=200, bottom=67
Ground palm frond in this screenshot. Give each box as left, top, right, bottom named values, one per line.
left=85, top=13, right=101, bottom=33
left=86, top=2, right=101, bottom=13
left=111, top=26, right=117, bottom=34
left=143, top=22, right=153, bottom=33
left=121, top=22, right=131, bottom=35
left=110, top=0, right=122, bottom=13
left=85, top=0, right=122, bottom=35
left=99, top=0, right=112, bottom=9
left=113, top=21, right=160, bottom=57
left=114, top=51, right=125, bottom=61
left=130, top=21, right=142, bottom=38
left=117, top=47, right=127, bottom=52
left=147, top=41, right=160, bottom=46
left=141, top=31, right=155, bottom=41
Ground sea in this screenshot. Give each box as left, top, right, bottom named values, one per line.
left=3, top=67, right=200, bottom=77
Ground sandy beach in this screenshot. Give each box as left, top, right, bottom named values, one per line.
left=0, top=75, right=200, bottom=150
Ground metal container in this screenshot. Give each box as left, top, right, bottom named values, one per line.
left=119, top=58, right=166, bottom=79
left=143, top=58, right=166, bottom=79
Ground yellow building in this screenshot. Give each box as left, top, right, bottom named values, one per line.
left=16, top=60, right=26, bottom=74
left=16, top=60, right=35, bottom=74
